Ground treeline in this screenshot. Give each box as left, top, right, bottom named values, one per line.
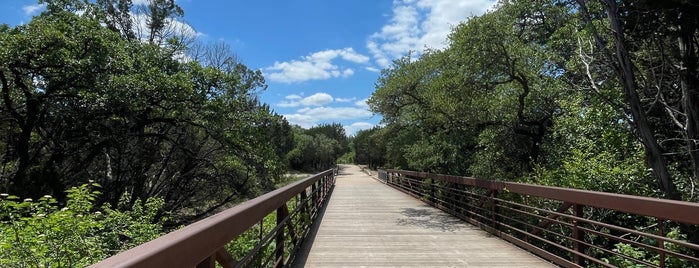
left=360, top=0, right=699, bottom=202
left=287, top=123, right=349, bottom=172
left=0, top=0, right=348, bottom=228
left=356, top=0, right=699, bottom=257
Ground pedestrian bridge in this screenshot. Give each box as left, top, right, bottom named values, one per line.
left=91, top=165, right=699, bottom=267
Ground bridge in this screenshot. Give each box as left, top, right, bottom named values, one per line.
left=91, top=165, right=699, bottom=267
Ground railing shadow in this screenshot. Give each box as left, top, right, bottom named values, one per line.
left=289, top=181, right=333, bottom=267
left=384, top=169, right=699, bottom=268
left=396, top=207, right=470, bottom=232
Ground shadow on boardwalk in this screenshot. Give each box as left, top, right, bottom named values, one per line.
left=397, top=207, right=469, bottom=232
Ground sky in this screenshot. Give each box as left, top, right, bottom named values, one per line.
left=1, top=0, right=496, bottom=135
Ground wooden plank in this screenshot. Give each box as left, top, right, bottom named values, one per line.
left=293, top=165, right=556, bottom=267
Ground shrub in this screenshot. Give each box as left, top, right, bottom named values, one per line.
left=0, top=182, right=165, bottom=267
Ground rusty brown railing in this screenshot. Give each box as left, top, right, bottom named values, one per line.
left=383, top=169, right=699, bottom=267
left=91, top=169, right=336, bottom=268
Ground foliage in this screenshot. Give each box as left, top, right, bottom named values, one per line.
left=366, top=0, right=699, bottom=200
left=0, top=182, right=165, bottom=267
left=364, top=0, right=699, bottom=263
left=286, top=124, right=347, bottom=172
left=0, top=0, right=294, bottom=227
left=353, top=127, right=386, bottom=169
left=604, top=227, right=691, bottom=268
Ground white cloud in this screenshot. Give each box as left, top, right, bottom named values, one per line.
left=365, top=66, right=381, bottom=73
left=368, top=0, right=495, bottom=67
left=336, top=97, right=357, bottom=103
left=282, top=114, right=317, bottom=128
left=345, top=122, right=375, bottom=135
left=266, top=48, right=369, bottom=83
left=295, top=107, right=373, bottom=121
left=355, top=98, right=369, bottom=108
left=301, top=93, right=334, bottom=106
left=342, top=69, right=355, bottom=77
left=278, top=93, right=334, bottom=108
left=283, top=107, right=373, bottom=128
left=22, top=4, right=45, bottom=16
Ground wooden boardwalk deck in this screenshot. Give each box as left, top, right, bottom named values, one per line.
left=293, top=165, right=555, bottom=267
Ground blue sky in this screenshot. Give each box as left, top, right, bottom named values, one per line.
left=1, top=0, right=495, bottom=134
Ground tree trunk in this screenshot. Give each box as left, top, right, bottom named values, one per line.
left=678, top=10, right=699, bottom=187
left=577, top=0, right=680, bottom=199
left=604, top=0, right=679, bottom=200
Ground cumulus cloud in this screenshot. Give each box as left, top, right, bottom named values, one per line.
left=365, top=66, right=381, bottom=73
left=266, top=48, right=370, bottom=83
left=278, top=93, right=334, bottom=107
left=345, top=122, right=376, bottom=135
left=282, top=114, right=318, bottom=128
left=280, top=94, right=374, bottom=129
left=296, top=106, right=372, bottom=120
left=282, top=106, right=373, bottom=128
left=355, top=98, right=369, bottom=108
left=22, top=4, right=45, bottom=16
left=302, top=93, right=334, bottom=106
left=368, top=0, right=495, bottom=67
left=335, top=97, right=357, bottom=103
left=276, top=93, right=375, bottom=131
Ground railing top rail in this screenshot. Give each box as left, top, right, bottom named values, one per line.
left=386, top=169, right=699, bottom=225
left=91, top=169, right=335, bottom=268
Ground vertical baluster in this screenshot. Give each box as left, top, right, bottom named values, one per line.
left=300, top=189, right=309, bottom=230
left=491, top=190, right=499, bottom=230
left=430, top=178, right=435, bottom=204
left=196, top=255, right=215, bottom=268
left=275, top=206, right=288, bottom=267
left=658, top=218, right=665, bottom=268
left=258, top=218, right=264, bottom=267
left=573, top=204, right=585, bottom=266
left=311, top=182, right=318, bottom=214
left=324, top=175, right=329, bottom=201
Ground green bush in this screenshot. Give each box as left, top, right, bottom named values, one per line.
left=603, top=227, right=693, bottom=267
left=0, top=182, right=165, bottom=267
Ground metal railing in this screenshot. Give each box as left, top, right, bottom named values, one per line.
left=383, top=169, right=699, bottom=267
left=91, top=169, right=336, bottom=268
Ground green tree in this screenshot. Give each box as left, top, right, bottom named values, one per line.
left=0, top=1, right=295, bottom=226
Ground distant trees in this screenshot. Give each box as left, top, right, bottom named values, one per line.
left=286, top=123, right=348, bottom=172
left=0, top=0, right=293, bottom=225
left=353, top=127, right=385, bottom=169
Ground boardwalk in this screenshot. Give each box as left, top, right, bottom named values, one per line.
left=293, top=165, right=555, bottom=267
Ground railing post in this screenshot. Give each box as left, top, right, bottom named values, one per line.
left=430, top=178, right=436, bottom=204
left=311, top=182, right=318, bottom=212
left=196, top=255, right=215, bottom=268
left=275, top=206, right=288, bottom=267
left=300, top=190, right=308, bottom=216
left=491, top=190, right=499, bottom=230
left=573, top=204, right=585, bottom=266
left=325, top=174, right=330, bottom=200
left=658, top=218, right=665, bottom=268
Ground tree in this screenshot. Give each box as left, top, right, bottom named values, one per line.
left=0, top=10, right=128, bottom=199
left=573, top=0, right=699, bottom=200
left=369, top=0, right=570, bottom=177
left=286, top=124, right=347, bottom=172
left=1, top=1, right=295, bottom=226
left=353, top=127, right=386, bottom=169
